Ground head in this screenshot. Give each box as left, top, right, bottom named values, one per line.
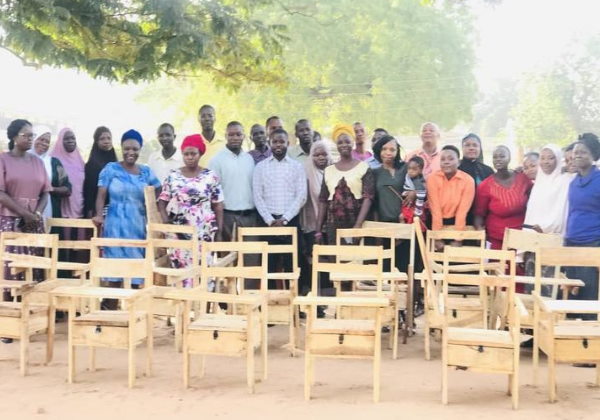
left=332, top=124, right=355, bottom=159
left=523, top=152, right=539, bottom=180
left=420, top=122, right=440, bottom=148
left=33, top=126, right=51, bottom=155
left=270, top=128, right=289, bottom=159
left=157, top=123, right=175, bottom=150
left=461, top=133, right=482, bottom=161
left=563, top=142, right=577, bottom=173
left=313, top=131, right=322, bottom=142
left=574, top=133, right=600, bottom=174
left=265, top=116, right=283, bottom=138
left=372, top=128, right=388, bottom=144
left=295, top=119, right=313, bottom=149
left=225, top=121, right=244, bottom=153
left=440, top=145, right=460, bottom=177
left=373, top=135, right=402, bottom=169
left=310, top=141, right=331, bottom=170
left=120, top=129, right=143, bottom=165
left=492, top=145, right=511, bottom=172
left=353, top=122, right=367, bottom=145
left=93, top=126, right=113, bottom=152
left=407, top=156, right=425, bottom=179
left=7, top=119, right=33, bottom=152
left=539, top=145, right=561, bottom=176
left=198, top=104, right=216, bottom=132
left=60, top=128, right=77, bottom=153
left=250, top=124, right=267, bottom=149
left=180, top=134, right=206, bottom=169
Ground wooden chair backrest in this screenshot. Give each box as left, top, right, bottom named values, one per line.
left=0, top=232, right=59, bottom=283
left=426, top=227, right=485, bottom=263
left=413, top=218, right=441, bottom=314
left=312, top=244, right=384, bottom=295
left=536, top=247, right=600, bottom=300
left=144, top=186, right=162, bottom=239
left=335, top=227, right=395, bottom=271
left=200, top=241, right=269, bottom=293
left=89, top=237, right=154, bottom=288
left=237, top=226, right=298, bottom=272
left=147, top=223, right=200, bottom=268
left=45, top=218, right=98, bottom=252
left=502, top=228, right=562, bottom=254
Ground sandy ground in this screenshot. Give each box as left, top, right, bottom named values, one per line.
left=1, top=318, right=599, bottom=420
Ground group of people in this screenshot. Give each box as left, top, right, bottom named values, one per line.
left=2, top=105, right=600, bottom=306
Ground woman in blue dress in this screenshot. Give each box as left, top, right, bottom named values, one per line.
left=92, top=129, right=161, bottom=287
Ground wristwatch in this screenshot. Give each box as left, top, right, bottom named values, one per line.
left=282, top=218, right=288, bottom=226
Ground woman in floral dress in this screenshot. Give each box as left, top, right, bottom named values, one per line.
left=158, top=134, right=224, bottom=286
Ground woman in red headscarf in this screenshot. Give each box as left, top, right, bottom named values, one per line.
left=158, top=134, right=224, bottom=285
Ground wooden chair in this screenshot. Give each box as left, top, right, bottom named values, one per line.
left=333, top=225, right=413, bottom=359
left=237, top=226, right=300, bottom=356
left=0, top=232, right=59, bottom=375
left=441, top=246, right=520, bottom=409
left=294, top=245, right=389, bottom=402
left=532, top=247, right=600, bottom=402
left=51, top=285, right=154, bottom=388
left=168, top=241, right=269, bottom=393
left=413, top=219, right=485, bottom=360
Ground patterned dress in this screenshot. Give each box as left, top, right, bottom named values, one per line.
left=158, top=168, right=224, bottom=280
left=99, top=162, right=161, bottom=284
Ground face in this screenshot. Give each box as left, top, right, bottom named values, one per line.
left=522, top=156, right=539, bottom=180
left=539, top=148, right=558, bottom=175
left=312, top=147, right=329, bottom=170
left=97, top=131, right=113, bottom=151
left=121, top=139, right=141, bottom=165
left=462, top=138, right=481, bottom=160
left=564, top=149, right=577, bottom=173
left=407, top=161, right=422, bottom=178
left=440, top=150, right=459, bottom=175
left=380, top=140, right=398, bottom=165
left=353, top=124, right=366, bottom=144
left=157, top=125, right=175, bottom=149
left=573, top=143, right=594, bottom=171
left=336, top=133, right=353, bottom=158
left=182, top=146, right=201, bottom=168
left=270, top=132, right=289, bottom=158
left=420, top=123, right=439, bottom=146
left=295, top=121, right=313, bottom=147
left=266, top=118, right=283, bottom=137
left=62, top=130, right=77, bottom=153
left=492, top=147, right=511, bottom=171
left=313, top=132, right=322, bottom=142
left=372, top=130, right=387, bottom=143
left=226, top=124, right=244, bottom=152
left=251, top=125, right=267, bottom=148
left=199, top=107, right=215, bottom=131
left=14, top=124, right=34, bottom=151
left=34, top=133, right=51, bottom=155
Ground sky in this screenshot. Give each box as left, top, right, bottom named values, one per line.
left=1, top=0, right=599, bottom=150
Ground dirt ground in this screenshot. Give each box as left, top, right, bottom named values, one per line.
left=1, top=318, right=599, bottom=420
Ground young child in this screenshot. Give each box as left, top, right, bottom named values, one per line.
left=401, top=156, right=427, bottom=228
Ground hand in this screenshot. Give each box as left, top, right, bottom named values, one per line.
left=215, top=231, right=223, bottom=242
left=434, top=240, right=445, bottom=252
left=398, top=214, right=406, bottom=223
left=314, top=232, right=323, bottom=244
left=532, top=225, right=543, bottom=233
left=450, top=240, right=463, bottom=248
left=270, top=219, right=285, bottom=227
left=92, top=215, right=104, bottom=228
left=21, top=211, right=38, bottom=225
left=402, top=190, right=416, bottom=207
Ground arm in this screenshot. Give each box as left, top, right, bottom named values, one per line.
left=157, top=200, right=170, bottom=223
left=283, top=164, right=308, bottom=222
left=212, top=201, right=224, bottom=241
left=454, top=176, right=475, bottom=231
left=252, top=164, right=274, bottom=225
left=426, top=175, right=442, bottom=230
left=0, top=192, right=35, bottom=220
left=353, top=168, right=375, bottom=228
left=34, top=192, right=49, bottom=215
left=92, top=187, right=107, bottom=227
left=473, top=181, right=490, bottom=231
left=210, top=173, right=224, bottom=241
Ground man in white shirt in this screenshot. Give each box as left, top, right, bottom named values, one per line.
left=209, top=121, right=256, bottom=241
left=147, top=123, right=183, bottom=183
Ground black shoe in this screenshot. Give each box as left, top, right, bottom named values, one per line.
left=299, top=311, right=306, bottom=320
left=1, top=338, right=13, bottom=344
left=316, top=306, right=326, bottom=318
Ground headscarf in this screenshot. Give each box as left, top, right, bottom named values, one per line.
left=30, top=125, right=53, bottom=219
left=121, top=129, right=143, bottom=146
left=301, top=141, right=331, bottom=233
left=523, top=144, right=573, bottom=234
left=181, top=134, right=207, bottom=155
left=332, top=124, right=355, bottom=142
left=51, top=128, right=85, bottom=218
left=458, top=134, right=494, bottom=186
left=84, top=128, right=117, bottom=215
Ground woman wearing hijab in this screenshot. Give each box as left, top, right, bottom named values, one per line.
left=83, top=126, right=117, bottom=218
left=31, top=126, right=71, bottom=220
left=315, top=124, right=375, bottom=244
left=92, top=129, right=161, bottom=287
left=458, top=133, right=494, bottom=225
left=51, top=128, right=85, bottom=219
left=523, top=144, right=573, bottom=235
left=158, top=134, right=224, bottom=287
left=299, top=141, right=331, bottom=294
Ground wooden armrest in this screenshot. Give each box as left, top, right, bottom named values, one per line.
left=0, top=280, right=35, bottom=292
left=514, top=275, right=584, bottom=287
left=293, top=295, right=389, bottom=307
left=164, top=289, right=264, bottom=306
left=210, top=252, right=237, bottom=267
left=542, top=299, right=600, bottom=314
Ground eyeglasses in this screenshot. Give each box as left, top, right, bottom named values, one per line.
left=18, top=133, right=35, bottom=139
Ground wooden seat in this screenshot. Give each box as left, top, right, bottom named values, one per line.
left=294, top=244, right=389, bottom=402
left=441, top=247, right=520, bottom=409
left=0, top=232, right=59, bottom=376
left=532, top=246, right=600, bottom=402
left=238, top=226, right=300, bottom=356
left=167, top=241, right=269, bottom=393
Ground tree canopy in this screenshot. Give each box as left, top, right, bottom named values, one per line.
left=0, top=0, right=285, bottom=86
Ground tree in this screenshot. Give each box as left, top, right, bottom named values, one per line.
left=0, top=0, right=285, bottom=86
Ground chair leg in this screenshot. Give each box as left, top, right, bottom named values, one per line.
left=198, top=356, right=205, bottom=378
left=289, top=306, right=296, bottom=357
left=68, top=343, right=76, bottom=384
left=20, top=334, right=29, bottom=377
left=261, top=316, right=268, bottom=381
left=548, top=354, right=557, bottom=403
left=392, top=313, right=399, bottom=360
left=46, top=305, right=56, bottom=364
left=374, top=342, right=381, bottom=403
left=146, top=314, right=153, bottom=377
left=532, top=329, right=539, bottom=386
left=596, top=364, right=600, bottom=387
left=128, top=345, right=136, bottom=389
left=183, top=351, right=190, bottom=388
left=246, top=344, right=255, bottom=394
left=511, top=373, right=519, bottom=410
left=441, top=332, right=448, bottom=405
left=175, top=304, right=183, bottom=353
left=424, top=325, right=431, bottom=361
left=304, top=352, right=312, bottom=401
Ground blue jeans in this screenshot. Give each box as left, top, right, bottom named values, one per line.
left=565, top=239, right=600, bottom=320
